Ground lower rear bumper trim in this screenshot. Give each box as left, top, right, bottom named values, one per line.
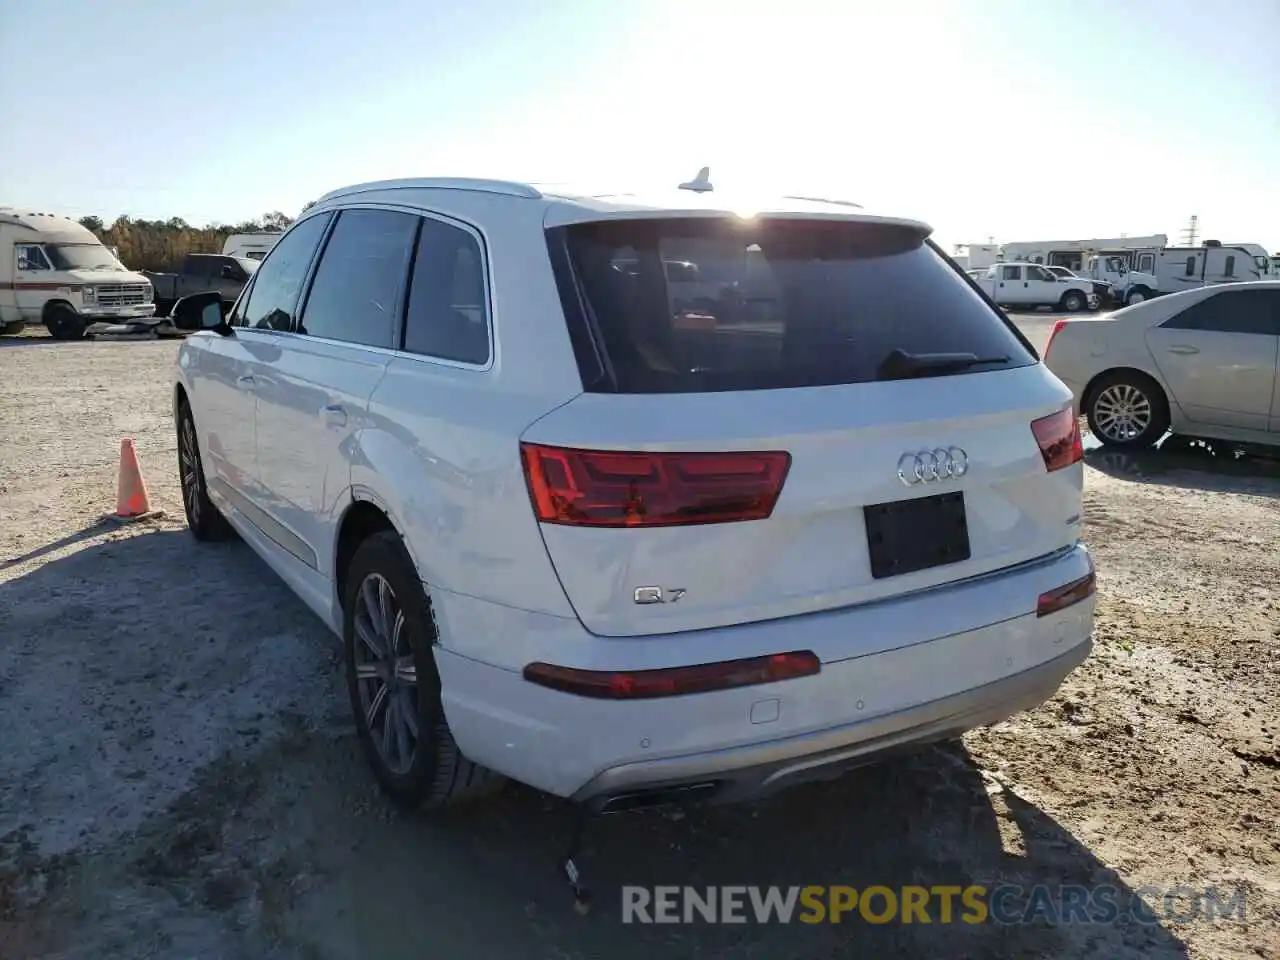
left=572, top=637, right=1091, bottom=806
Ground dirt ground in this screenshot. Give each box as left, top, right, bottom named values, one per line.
left=1, top=332, right=1277, bottom=960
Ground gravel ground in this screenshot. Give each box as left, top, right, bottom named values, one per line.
left=1, top=333, right=1277, bottom=960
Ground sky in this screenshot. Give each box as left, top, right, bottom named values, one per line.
left=2, top=0, right=1277, bottom=253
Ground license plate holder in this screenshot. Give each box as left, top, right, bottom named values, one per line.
left=864, top=491, right=970, bottom=580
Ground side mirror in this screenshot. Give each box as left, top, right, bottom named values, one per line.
left=171, top=291, right=230, bottom=335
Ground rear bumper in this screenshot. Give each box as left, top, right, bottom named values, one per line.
left=432, top=544, right=1095, bottom=801
left=574, top=639, right=1090, bottom=807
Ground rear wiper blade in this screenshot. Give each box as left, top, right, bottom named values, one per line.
left=876, top=350, right=1011, bottom=380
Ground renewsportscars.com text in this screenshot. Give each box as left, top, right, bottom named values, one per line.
left=621, top=884, right=1248, bottom=926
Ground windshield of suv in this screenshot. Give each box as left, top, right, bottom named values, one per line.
left=557, top=218, right=1036, bottom=393
left=46, top=243, right=127, bottom=272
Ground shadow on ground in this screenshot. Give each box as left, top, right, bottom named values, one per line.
left=0, top=527, right=1191, bottom=959
left=1085, top=432, right=1280, bottom=499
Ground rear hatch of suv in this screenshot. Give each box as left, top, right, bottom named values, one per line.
left=521, top=212, right=1082, bottom=638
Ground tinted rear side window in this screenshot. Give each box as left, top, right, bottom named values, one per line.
left=554, top=218, right=1035, bottom=393
left=299, top=208, right=418, bottom=349
left=402, top=217, right=490, bottom=365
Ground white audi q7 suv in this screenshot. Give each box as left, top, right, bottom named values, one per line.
left=172, top=177, right=1096, bottom=822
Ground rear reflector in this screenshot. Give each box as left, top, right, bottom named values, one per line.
left=520, top=443, right=791, bottom=527
left=1036, top=571, right=1096, bottom=617
left=1031, top=407, right=1083, bottom=472
left=523, top=651, right=821, bottom=699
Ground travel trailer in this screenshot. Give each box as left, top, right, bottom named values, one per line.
left=221, top=232, right=282, bottom=261
left=1151, top=241, right=1271, bottom=293
left=960, top=233, right=1273, bottom=304
left=951, top=243, right=1000, bottom=271
left=1223, top=242, right=1273, bottom=278
left=0, top=209, right=155, bottom=338
left=1000, top=236, right=1168, bottom=274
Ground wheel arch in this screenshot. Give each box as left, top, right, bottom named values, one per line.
left=1081, top=366, right=1171, bottom=418
left=40, top=299, right=77, bottom=321
left=1059, top=287, right=1088, bottom=310
left=333, top=490, right=416, bottom=615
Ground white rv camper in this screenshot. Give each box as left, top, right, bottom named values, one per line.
left=1152, top=241, right=1271, bottom=293
left=951, top=243, right=1000, bottom=271
left=0, top=209, right=155, bottom=338
left=221, top=232, right=282, bottom=261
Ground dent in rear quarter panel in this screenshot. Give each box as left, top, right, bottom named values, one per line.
left=350, top=193, right=587, bottom=631
left=356, top=359, right=579, bottom=622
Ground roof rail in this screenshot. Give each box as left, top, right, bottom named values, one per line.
left=315, top=177, right=543, bottom=204
left=782, top=195, right=864, bottom=209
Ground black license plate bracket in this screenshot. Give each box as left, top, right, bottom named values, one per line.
left=864, top=491, right=970, bottom=580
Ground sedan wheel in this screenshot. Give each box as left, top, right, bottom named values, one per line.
left=1086, top=375, right=1169, bottom=448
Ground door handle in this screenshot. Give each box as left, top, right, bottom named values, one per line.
left=1167, top=345, right=1199, bottom=355
left=236, top=374, right=255, bottom=388
left=321, top=403, right=347, bottom=427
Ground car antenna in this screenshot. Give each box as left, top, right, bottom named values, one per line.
left=678, top=166, right=714, bottom=193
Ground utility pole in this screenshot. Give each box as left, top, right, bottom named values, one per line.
left=1180, top=215, right=1199, bottom=246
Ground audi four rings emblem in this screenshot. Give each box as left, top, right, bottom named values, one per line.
left=897, top=448, right=969, bottom=485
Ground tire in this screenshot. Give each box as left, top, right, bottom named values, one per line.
left=1084, top=371, right=1170, bottom=449
left=1, top=320, right=25, bottom=335
left=1059, top=291, right=1086, bottom=313
left=44, top=305, right=86, bottom=341
left=343, top=531, right=503, bottom=811
left=177, top=400, right=235, bottom=541
left=1124, top=288, right=1149, bottom=306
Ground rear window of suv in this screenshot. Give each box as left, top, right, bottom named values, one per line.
left=552, top=218, right=1036, bottom=393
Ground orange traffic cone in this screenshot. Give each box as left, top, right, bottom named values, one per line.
left=111, top=438, right=163, bottom=523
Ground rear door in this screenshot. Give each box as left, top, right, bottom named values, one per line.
left=252, top=207, right=417, bottom=568
left=1146, top=287, right=1279, bottom=432
left=994, top=263, right=1029, bottom=306
left=525, top=217, right=1080, bottom=637
left=1026, top=264, right=1060, bottom=305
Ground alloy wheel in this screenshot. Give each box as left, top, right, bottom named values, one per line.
left=1093, top=384, right=1152, bottom=442
left=352, top=572, right=420, bottom=776
left=179, top=415, right=201, bottom=527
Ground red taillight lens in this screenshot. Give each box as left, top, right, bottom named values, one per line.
left=520, top=443, right=791, bottom=527
left=523, top=651, right=821, bottom=699
left=1037, top=571, right=1096, bottom=617
left=1043, top=319, right=1069, bottom=358
left=1031, top=407, right=1083, bottom=472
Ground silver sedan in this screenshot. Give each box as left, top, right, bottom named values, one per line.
left=1042, top=281, right=1280, bottom=448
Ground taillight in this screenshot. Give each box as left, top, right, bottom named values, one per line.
left=523, top=651, right=821, bottom=699
left=1031, top=407, right=1083, bottom=472
left=1037, top=571, right=1096, bottom=617
left=520, top=443, right=791, bottom=527
left=1043, top=319, right=1069, bottom=358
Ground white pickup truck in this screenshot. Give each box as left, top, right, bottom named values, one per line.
left=973, top=261, right=1100, bottom=313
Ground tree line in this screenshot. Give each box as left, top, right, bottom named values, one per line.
left=77, top=210, right=304, bottom=273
